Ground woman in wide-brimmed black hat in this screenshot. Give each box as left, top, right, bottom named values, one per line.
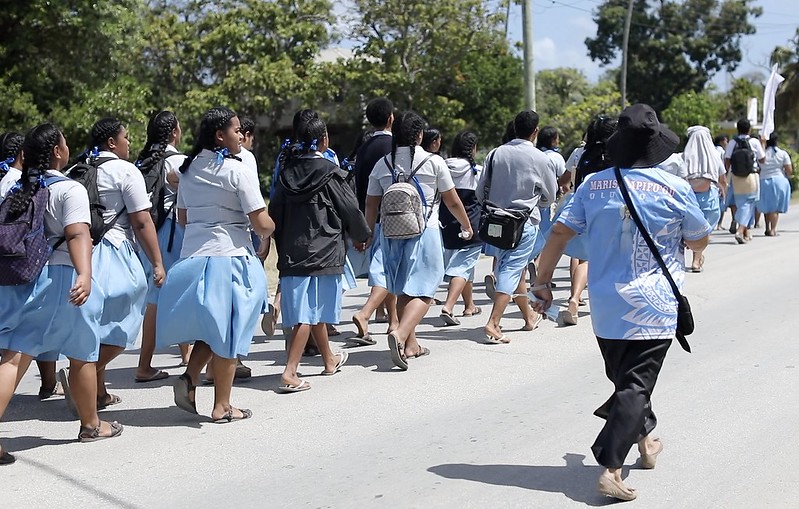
left=531, top=103, right=713, bottom=501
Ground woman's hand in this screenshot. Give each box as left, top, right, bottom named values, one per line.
left=152, top=264, right=166, bottom=288
left=69, top=273, right=91, bottom=306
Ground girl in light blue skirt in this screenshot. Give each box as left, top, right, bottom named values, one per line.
left=134, top=111, right=190, bottom=382
left=270, top=117, right=370, bottom=392
left=366, top=112, right=473, bottom=370
left=439, top=131, right=484, bottom=325
left=0, top=124, right=124, bottom=464
left=757, top=134, right=793, bottom=236
left=157, top=107, right=273, bottom=422
left=86, top=117, right=165, bottom=410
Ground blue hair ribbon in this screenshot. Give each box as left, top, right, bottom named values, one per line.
left=215, top=147, right=230, bottom=164
left=91, top=146, right=100, bottom=158
left=309, top=139, right=318, bottom=152
left=280, top=138, right=292, bottom=150
left=0, top=156, right=14, bottom=171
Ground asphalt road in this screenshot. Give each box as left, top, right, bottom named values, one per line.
left=2, top=212, right=798, bottom=508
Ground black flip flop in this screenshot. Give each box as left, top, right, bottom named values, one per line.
left=173, top=374, right=198, bottom=414
left=387, top=332, right=408, bottom=371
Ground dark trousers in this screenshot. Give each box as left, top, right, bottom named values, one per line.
left=590, top=337, right=672, bottom=469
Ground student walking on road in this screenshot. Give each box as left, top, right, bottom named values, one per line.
left=533, top=104, right=712, bottom=501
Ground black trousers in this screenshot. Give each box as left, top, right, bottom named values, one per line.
left=590, top=337, right=672, bottom=469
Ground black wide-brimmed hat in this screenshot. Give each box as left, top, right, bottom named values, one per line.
left=606, top=103, right=679, bottom=168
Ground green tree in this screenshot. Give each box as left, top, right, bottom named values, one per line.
left=717, top=77, right=763, bottom=122
left=549, top=80, right=622, bottom=154
left=586, top=0, right=762, bottom=111
left=662, top=90, right=722, bottom=143
left=346, top=0, right=521, bottom=147
left=535, top=68, right=592, bottom=123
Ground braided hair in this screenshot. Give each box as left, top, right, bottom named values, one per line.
left=536, top=126, right=558, bottom=151
left=179, top=107, right=238, bottom=173
left=450, top=131, right=478, bottom=171
left=5, top=123, right=62, bottom=220
left=1, top=131, right=24, bottom=177
left=90, top=117, right=124, bottom=151
left=391, top=111, right=426, bottom=171
left=278, top=117, right=327, bottom=170
left=574, top=115, right=618, bottom=190
left=136, top=110, right=179, bottom=163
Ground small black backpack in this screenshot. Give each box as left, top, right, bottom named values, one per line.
left=136, top=149, right=181, bottom=230
left=63, top=156, right=123, bottom=245
left=729, top=135, right=756, bottom=177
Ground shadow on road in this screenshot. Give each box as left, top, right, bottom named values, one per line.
left=428, top=453, right=628, bottom=506
left=3, top=435, right=74, bottom=453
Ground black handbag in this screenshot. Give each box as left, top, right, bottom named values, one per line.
left=477, top=153, right=530, bottom=250
left=614, top=167, right=694, bottom=353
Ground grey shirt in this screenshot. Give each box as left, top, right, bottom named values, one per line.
left=476, top=139, right=557, bottom=224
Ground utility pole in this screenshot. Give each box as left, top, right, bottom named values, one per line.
left=522, top=0, right=535, bottom=110
left=620, top=0, right=634, bottom=109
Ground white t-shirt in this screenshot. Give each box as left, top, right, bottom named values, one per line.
left=162, top=144, right=187, bottom=212
left=0, top=167, right=21, bottom=199
left=657, top=153, right=688, bottom=179
left=43, top=170, right=92, bottom=267
left=565, top=146, right=584, bottom=174
left=239, top=147, right=259, bottom=181
left=724, top=136, right=766, bottom=168
left=760, top=146, right=792, bottom=180
left=178, top=149, right=266, bottom=257
left=544, top=149, right=567, bottom=178
left=367, top=146, right=455, bottom=228
left=96, top=151, right=152, bottom=248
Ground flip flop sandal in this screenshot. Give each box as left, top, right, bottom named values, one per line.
left=462, top=307, right=482, bottom=317
left=212, top=408, right=253, bottom=424
left=521, top=313, right=544, bottom=331
left=97, top=394, right=122, bottom=410
left=38, top=381, right=63, bottom=400
left=0, top=449, right=15, bottom=465
left=485, top=334, right=511, bottom=344
left=640, top=438, right=663, bottom=469
left=440, top=309, right=461, bottom=326
left=321, top=351, right=349, bottom=375
left=350, top=334, right=377, bottom=346
left=78, top=421, right=124, bottom=443
left=327, top=324, right=341, bottom=336
left=261, top=304, right=276, bottom=336
left=407, top=346, right=431, bottom=359
left=173, top=374, right=198, bottom=414
left=558, top=309, right=578, bottom=326
left=597, top=475, right=637, bottom=501
left=277, top=379, right=311, bottom=393
left=58, top=368, right=79, bottom=418
left=484, top=274, right=496, bottom=300
left=135, top=370, right=170, bottom=383
left=387, top=332, right=409, bottom=371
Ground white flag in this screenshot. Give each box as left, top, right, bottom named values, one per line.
left=762, top=64, right=785, bottom=140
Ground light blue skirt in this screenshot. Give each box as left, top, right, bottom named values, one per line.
left=0, top=264, right=102, bottom=362
left=757, top=177, right=791, bottom=214
left=156, top=254, right=267, bottom=359
left=280, top=275, right=342, bottom=327
left=382, top=226, right=445, bottom=298
left=444, top=245, right=482, bottom=282
left=342, top=255, right=357, bottom=292
left=722, top=182, right=735, bottom=210
left=734, top=193, right=758, bottom=228
left=368, top=223, right=387, bottom=289
left=93, top=239, right=147, bottom=349
left=694, top=187, right=721, bottom=229
left=495, top=222, right=538, bottom=295
left=140, top=216, right=185, bottom=305
left=530, top=206, right=553, bottom=259
left=346, top=240, right=370, bottom=278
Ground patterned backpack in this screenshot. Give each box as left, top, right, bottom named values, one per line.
left=0, top=176, right=65, bottom=286
left=380, top=154, right=435, bottom=240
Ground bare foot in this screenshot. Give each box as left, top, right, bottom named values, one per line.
left=597, top=469, right=636, bottom=501
left=352, top=313, right=369, bottom=338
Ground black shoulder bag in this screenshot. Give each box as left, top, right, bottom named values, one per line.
left=477, top=152, right=530, bottom=250
left=614, top=167, right=694, bottom=353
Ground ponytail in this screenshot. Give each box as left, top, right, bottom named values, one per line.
left=136, top=110, right=178, bottom=164
left=391, top=111, right=426, bottom=171
left=179, top=106, right=237, bottom=173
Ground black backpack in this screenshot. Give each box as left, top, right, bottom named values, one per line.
left=60, top=156, right=124, bottom=246
left=136, top=149, right=181, bottom=230
left=729, top=135, right=755, bottom=177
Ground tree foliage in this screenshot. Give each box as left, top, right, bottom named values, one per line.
left=586, top=0, right=762, bottom=111
left=662, top=90, right=722, bottom=143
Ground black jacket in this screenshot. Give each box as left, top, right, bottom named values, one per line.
left=270, top=156, right=371, bottom=277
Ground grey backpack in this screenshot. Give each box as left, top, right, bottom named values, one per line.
left=380, top=154, right=435, bottom=240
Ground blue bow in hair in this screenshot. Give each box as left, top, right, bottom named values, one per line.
left=280, top=138, right=291, bottom=150
left=215, top=147, right=230, bottom=164
left=309, top=139, right=318, bottom=152
left=0, top=156, right=14, bottom=172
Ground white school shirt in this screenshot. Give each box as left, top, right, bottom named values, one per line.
left=724, top=137, right=766, bottom=167
left=162, top=144, right=187, bottom=212
left=239, top=147, right=259, bottom=181
left=657, top=153, right=688, bottom=179
left=96, top=151, right=152, bottom=248
left=367, top=146, right=455, bottom=228
left=544, top=149, right=567, bottom=178
left=44, top=170, right=92, bottom=267
left=760, top=146, right=791, bottom=180
left=178, top=149, right=266, bottom=257
left=0, top=167, right=21, bottom=199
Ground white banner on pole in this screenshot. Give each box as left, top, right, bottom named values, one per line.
left=762, top=64, right=785, bottom=140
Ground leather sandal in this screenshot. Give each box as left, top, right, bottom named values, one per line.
left=78, top=421, right=124, bottom=443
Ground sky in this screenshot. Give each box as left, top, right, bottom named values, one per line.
left=507, top=0, right=799, bottom=89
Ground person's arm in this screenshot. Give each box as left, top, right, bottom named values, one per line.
left=329, top=174, right=371, bottom=245
left=129, top=210, right=165, bottom=287
left=718, top=173, right=728, bottom=201
left=248, top=208, right=275, bottom=259
left=784, top=163, right=793, bottom=179
left=441, top=188, right=474, bottom=239
left=531, top=222, right=577, bottom=312
left=363, top=195, right=381, bottom=249
left=177, top=208, right=187, bottom=227
left=65, top=222, right=92, bottom=306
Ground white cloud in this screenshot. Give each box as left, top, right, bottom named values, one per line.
left=533, top=37, right=604, bottom=81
